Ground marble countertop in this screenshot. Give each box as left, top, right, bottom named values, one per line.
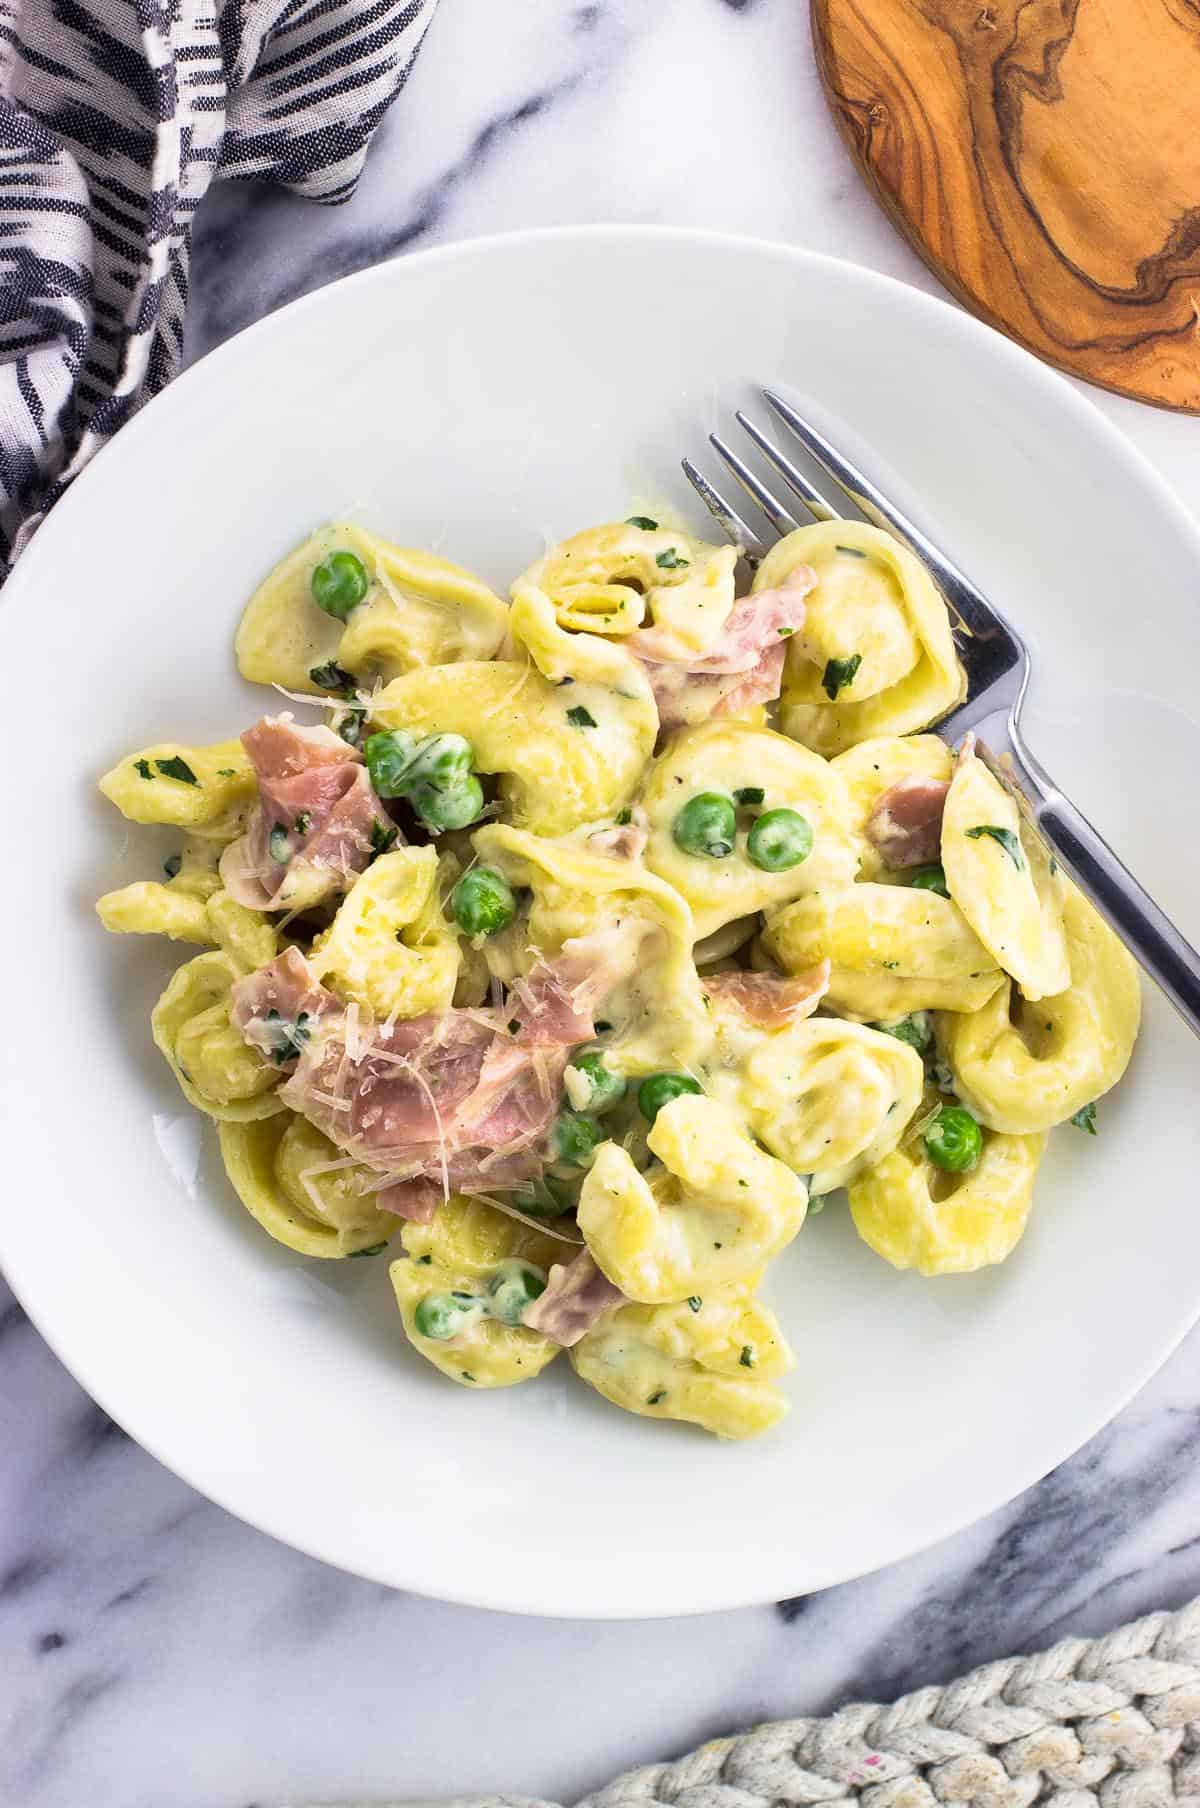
left=4, top=2, right=1199, bottom=1804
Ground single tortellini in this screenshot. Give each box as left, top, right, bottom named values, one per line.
left=570, top=1282, right=794, bottom=1439
left=151, top=951, right=285, bottom=1121
left=99, top=740, right=256, bottom=839
left=390, top=1195, right=563, bottom=1388
left=942, top=741, right=1069, bottom=1001
left=756, top=521, right=965, bottom=755
left=579, top=1095, right=808, bottom=1302
left=763, top=883, right=1003, bottom=1019
left=235, top=523, right=508, bottom=693
left=218, top=1113, right=397, bottom=1257
left=936, top=884, right=1140, bottom=1133
left=308, top=846, right=459, bottom=1021
left=831, top=734, right=953, bottom=881
left=848, top=1118, right=1047, bottom=1275
left=518, top=517, right=738, bottom=652
left=720, top=1016, right=925, bottom=1195
left=205, top=891, right=280, bottom=971
left=369, top=586, right=657, bottom=835
left=473, top=823, right=708, bottom=1073
left=641, top=720, right=857, bottom=941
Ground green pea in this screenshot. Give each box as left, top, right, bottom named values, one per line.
left=311, top=550, right=369, bottom=620
left=637, top=1072, right=703, bottom=1122
left=406, top=732, right=474, bottom=789
left=909, top=863, right=949, bottom=898
left=923, top=1106, right=983, bottom=1173
left=672, top=792, right=736, bottom=859
left=552, top=1111, right=604, bottom=1168
left=487, top=1261, right=547, bottom=1326
left=746, top=807, right=813, bottom=872
left=876, top=1012, right=931, bottom=1053
left=413, top=1292, right=476, bottom=1340
left=452, top=867, right=516, bottom=937
left=570, top=1049, right=627, bottom=1115
left=364, top=729, right=418, bottom=798
left=412, top=772, right=484, bottom=831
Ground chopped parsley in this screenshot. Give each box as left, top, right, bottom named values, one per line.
left=308, top=661, right=356, bottom=693
left=626, top=515, right=658, bottom=531
left=777, top=626, right=794, bottom=637
left=162, top=853, right=182, bottom=880
left=655, top=547, right=689, bottom=570
left=369, top=817, right=398, bottom=856
left=294, top=811, right=312, bottom=836
left=965, top=824, right=1024, bottom=869
left=349, top=1242, right=388, bottom=1258
left=508, top=1019, right=521, bottom=1035
left=217, top=767, right=236, bottom=778
left=835, top=544, right=868, bottom=558
left=337, top=709, right=366, bottom=748
left=734, top=786, right=765, bottom=806
left=881, top=959, right=899, bottom=970
left=460, top=1372, right=476, bottom=1383
left=647, top=1390, right=667, bottom=1405
left=134, top=758, right=153, bottom=780
left=615, top=807, right=633, bottom=825
left=687, top=1296, right=702, bottom=1313
left=822, top=653, right=862, bottom=701
left=739, top=1345, right=755, bottom=1369
left=1070, top=1101, right=1097, bottom=1135
left=155, top=755, right=199, bottom=786
left=416, top=1254, right=433, bottom=1265
left=566, top=705, right=597, bottom=728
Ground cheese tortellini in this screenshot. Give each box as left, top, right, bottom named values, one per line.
left=758, top=521, right=965, bottom=755
left=936, top=885, right=1140, bottom=1134
left=99, top=504, right=1142, bottom=1443
left=578, top=1095, right=808, bottom=1301
left=369, top=587, right=657, bottom=835
left=236, top=523, right=508, bottom=693
left=763, top=884, right=1003, bottom=1020
left=571, top=1283, right=793, bottom=1439
left=848, top=1115, right=1047, bottom=1276
left=641, top=720, right=857, bottom=941
left=517, top=518, right=738, bottom=652
left=942, top=741, right=1069, bottom=1001
left=219, top=1113, right=397, bottom=1257
left=151, top=952, right=285, bottom=1120
left=309, top=846, right=460, bottom=1021
left=390, top=1195, right=563, bottom=1388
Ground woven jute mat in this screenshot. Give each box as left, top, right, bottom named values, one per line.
left=295, top=1599, right=1200, bottom=1807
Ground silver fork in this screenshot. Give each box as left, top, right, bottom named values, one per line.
left=684, top=388, right=1200, bottom=1040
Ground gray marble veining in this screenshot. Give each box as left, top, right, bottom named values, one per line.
left=5, top=1, right=1199, bottom=1804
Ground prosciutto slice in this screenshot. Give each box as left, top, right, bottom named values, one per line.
left=629, top=567, right=814, bottom=731
left=866, top=775, right=949, bottom=869
left=704, top=961, right=830, bottom=1028
left=270, top=930, right=640, bottom=1197
left=229, top=947, right=341, bottom=1066
left=221, top=714, right=393, bottom=910
left=522, top=1250, right=624, bottom=1346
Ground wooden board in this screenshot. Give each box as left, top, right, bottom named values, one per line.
left=812, top=0, right=1200, bottom=412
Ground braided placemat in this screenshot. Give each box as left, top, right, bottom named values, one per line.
left=300, top=1599, right=1200, bottom=1808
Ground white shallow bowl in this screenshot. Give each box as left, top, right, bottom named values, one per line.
left=3, top=227, right=1200, bottom=1619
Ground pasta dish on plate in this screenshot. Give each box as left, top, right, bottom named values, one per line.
left=95, top=512, right=1140, bottom=1439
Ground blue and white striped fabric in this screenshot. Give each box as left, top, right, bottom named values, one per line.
left=0, top=0, right=439, bottom=570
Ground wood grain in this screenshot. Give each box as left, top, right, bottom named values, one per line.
left=812, top=0, right=1200, bottom=411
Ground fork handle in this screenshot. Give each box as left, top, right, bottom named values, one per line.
left=1010, top=731, right=1200, bottom=1038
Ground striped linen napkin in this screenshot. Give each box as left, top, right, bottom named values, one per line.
left=0, top=0, right=439, bottom=571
